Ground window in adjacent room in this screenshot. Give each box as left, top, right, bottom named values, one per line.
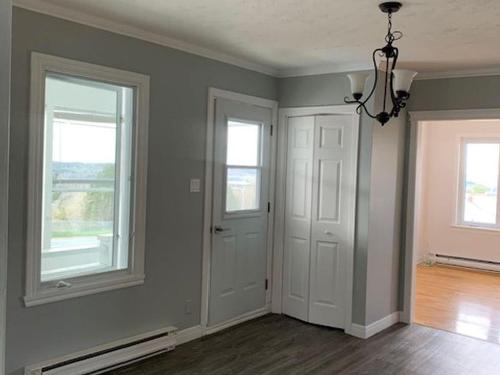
left=458, top=139, right=500, bottom=229
left=26, top=53, right=150, bottom=306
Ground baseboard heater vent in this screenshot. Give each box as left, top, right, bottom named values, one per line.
left=25, top=326, right=177, bottom=375
left=435, top=254, right=500, bottom=272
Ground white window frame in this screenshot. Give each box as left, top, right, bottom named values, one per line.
left=457, top=137, right=500, bottom=230
left=25, top=53, right=150, bottom=307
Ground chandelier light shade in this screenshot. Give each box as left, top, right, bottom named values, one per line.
left=392, top=69, right=417, bottom=94
left=347, top=73, right=369, bottom=100
left=344, top=2, right=417, bottom=125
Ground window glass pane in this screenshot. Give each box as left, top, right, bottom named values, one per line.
left=41, top=74, right=132, bottom=281
left=463, top=143, right=499, bottom=225
left=226, top=121, right=260, bottom=166
left=226, top=168, right=259, bottom=212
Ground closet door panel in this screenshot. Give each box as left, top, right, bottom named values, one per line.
left=309, top=114, right=353, bottom=328
left=282, top=116, right=314, bottom=321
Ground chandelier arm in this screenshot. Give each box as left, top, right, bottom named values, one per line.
left=388, top=47, right=400, bottom=117
left=382, top=55, right=390, bottom=113
left=357, top=101, right=377, bottom=119
left=357, top=48, right=382, bottom=111
left=343, top=97, right=377, bottom=119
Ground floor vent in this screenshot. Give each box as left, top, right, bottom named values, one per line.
left=25, top=327, right=177, bottom=375
left=435, top=254, right=500, bottom=272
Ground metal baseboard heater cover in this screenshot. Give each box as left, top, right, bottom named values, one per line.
left=435, top=253, right=500, bottom=272
left=25, top=327, right=177, bottom=375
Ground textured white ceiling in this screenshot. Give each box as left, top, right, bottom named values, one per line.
left=15, top=0, right=500, bottom=76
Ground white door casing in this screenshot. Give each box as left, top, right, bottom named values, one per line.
left=278, top=106, right=358, bottom=330
left=207, top=98, right=272, bottom=326
left=402, top=109, right=500, bottom=324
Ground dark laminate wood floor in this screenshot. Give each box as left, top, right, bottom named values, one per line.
left=107, top=314, right=500, bottom=375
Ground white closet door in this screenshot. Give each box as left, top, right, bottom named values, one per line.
left=308, top=114, right=354, bottom=328
left=282, top=116, right=314, bottom=321
left=282, top=113, right=356, bottom=329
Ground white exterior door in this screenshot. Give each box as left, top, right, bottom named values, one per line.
left=283, top=113, right=357, bottom=329
left=208, top=97, right=272, bottom=326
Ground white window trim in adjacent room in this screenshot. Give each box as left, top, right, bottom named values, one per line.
left=456, top=137, right=500, bottom=230
left=25, top=52, right=150, bottom=307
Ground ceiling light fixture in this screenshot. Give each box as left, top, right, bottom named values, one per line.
left=344, top=2, right=417, bottom=125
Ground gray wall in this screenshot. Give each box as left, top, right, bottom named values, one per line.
left=278, top=72, right=376, bottom=325
left=409, top=76, right=500, bottom=111
left=1, top=2, right=12, bottom=373
left=6, top=7, right=277, bottom=374
left=364, top=83, right=406, bottom=324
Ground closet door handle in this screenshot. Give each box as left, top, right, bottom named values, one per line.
left=324, top=230, right=333, bottom=236
left=213, top=225, right=230, bottom=233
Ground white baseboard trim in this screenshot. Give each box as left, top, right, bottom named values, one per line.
left=175, top=325, right=203, bottom=346
left=349, top=311, right=401, bottom=339
left=174, top=305, right=271, bottom=347
left=204, top=305, right=271, bottom=336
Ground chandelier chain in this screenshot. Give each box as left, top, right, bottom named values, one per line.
left=385, top=11, right=403, bottom=44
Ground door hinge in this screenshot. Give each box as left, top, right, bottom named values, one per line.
left=265, top=278, right=269, bottom=290
left=270, top=125, right=273, bottom=136
left=267, top=201, right=271, bottom=213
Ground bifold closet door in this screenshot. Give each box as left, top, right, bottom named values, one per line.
left=282, top=116, right=314, bottom=321
left=308, top=114, right=353, bottom=328
left=282, top=114, right=354, bottom=329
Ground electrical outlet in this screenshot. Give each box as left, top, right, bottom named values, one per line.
left=190, top=178, right=201, bottom=193
left=184, top=299, right=192, bottom=315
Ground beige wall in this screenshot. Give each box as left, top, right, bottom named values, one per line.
left=417, top=120, right=500, bottom=263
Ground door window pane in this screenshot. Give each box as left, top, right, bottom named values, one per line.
left=41, top=74, right=132, bottom=281
left=227, top=121, right=260, bottom=166
left=225, top=120, right=262, bottom=212
left=463, top=143, right=499, bottom=225
left=226, top=168, right=259, bottom=212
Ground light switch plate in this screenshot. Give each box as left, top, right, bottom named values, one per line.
left=190, top=178, right=201, bottom=193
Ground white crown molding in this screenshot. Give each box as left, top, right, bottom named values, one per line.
left=277, top=62, right=373, bottom=78
left=12, top=0, right=500, bottom=81
left=279, top=64, right=500, bottom=81
left=414, top=67, right=500, bottom=80
left=13, top=0, right=278, bottom=77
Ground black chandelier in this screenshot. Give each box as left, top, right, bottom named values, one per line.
left=344, top=2, right=416, bottom=126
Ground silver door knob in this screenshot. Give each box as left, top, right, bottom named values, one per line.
left=324, top=230, right=333, bottom=236
left=213, top=225, right=230, bottom=233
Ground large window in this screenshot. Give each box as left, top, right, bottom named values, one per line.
left=458, top=139, right=500, bottom=229
left=26, top=53, right=149, bottom=306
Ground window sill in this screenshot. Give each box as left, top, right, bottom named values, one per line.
left=451, top=224, right=500, bottom=233
left=24, top=274, right=145, bottom=307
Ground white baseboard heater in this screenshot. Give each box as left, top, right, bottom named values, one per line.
left=25, top=326, right=177, bottom=375
left=435, top=254, right=500, bottom=272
